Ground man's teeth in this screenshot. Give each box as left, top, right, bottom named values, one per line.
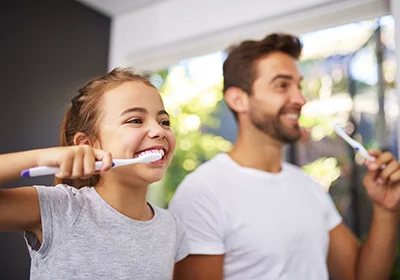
left=283, top=114, right=299, bottom=120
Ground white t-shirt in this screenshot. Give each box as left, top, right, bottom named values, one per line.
left=169, top=153, right=342, bottom=280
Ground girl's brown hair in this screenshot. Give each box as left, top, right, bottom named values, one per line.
left=55, top=67, right=155, bottom=188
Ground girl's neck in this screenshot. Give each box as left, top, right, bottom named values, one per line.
left=94, top=176, right=153, bottom=221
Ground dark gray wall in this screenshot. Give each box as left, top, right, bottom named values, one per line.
left=0, top=0, right=110, bottom=278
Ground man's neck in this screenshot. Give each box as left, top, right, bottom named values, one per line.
left=228, top=128, right=284, bottom=173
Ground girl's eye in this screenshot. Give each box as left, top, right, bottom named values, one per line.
left=127, top=118, right=142, bottom=124
left=161, top=120, right=171, bottom=127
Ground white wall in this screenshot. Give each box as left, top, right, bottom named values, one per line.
left=109, top=0, right=389, bottom=71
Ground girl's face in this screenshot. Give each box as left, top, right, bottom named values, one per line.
left=95, top=81, right=176, bottom=184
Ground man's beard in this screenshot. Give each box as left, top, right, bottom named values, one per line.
left=249, top=106, right=301, bottom=144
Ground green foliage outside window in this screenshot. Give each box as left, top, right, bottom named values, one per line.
left=147, top=67, right=232, bottom=207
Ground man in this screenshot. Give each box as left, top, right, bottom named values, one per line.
left=169, top=33, right=400, bottom=280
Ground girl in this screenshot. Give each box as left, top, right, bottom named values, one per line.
left=0, top=68, right=189, bottom=279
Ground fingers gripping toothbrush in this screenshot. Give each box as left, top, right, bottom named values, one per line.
left=21, top=150, right=163, bottom=178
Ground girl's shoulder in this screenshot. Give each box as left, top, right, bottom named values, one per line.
left=151, top=204, right=182, bottom=229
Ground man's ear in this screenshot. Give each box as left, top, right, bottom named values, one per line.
left=73, top=132, right=93, bottom=146
left=224, top=87, right=249, bottom=115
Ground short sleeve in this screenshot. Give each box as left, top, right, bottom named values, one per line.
left=304, top=171, right=343, bottom=231
left=171, top=213, right=189, bottom=263
left=24, top=184, right=82, bottom=259
left=323, top=190, right=342, bottom=231
left=168, top=175, right=226, bottom=255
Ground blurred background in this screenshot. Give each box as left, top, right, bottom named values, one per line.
left=1, top=0, right=400, bottom=278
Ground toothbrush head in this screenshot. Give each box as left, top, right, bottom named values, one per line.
left=136, top=152, right=162, bottom=163
left=333, top=123, right=376, bottom=161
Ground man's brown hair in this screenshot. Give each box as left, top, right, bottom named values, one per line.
left=223, top=33, right=302, bottom=118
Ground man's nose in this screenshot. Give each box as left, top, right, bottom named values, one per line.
left=291, top=87, right=306, bottom=107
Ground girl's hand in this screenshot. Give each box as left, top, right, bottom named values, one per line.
left=36, top=145, right=113, bottom=179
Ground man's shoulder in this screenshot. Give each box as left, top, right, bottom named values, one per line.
left=174, top=153, right=231, bottom=195
left=282, top=161, right=306, bottom=175
left=282, top=162, right=326, bottom=192
left=185, top=153, right=230, bottom=178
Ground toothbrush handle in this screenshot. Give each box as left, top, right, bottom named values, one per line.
left=356, top=146, right=388, bottom=168
left=356, top=146, right=376, bottom=161
left=21, top=161, right=106, bottom=178
left=365, top=154, right=376, bottom=161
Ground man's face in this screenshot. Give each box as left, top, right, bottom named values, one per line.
left=247, top=52, right=306, bottom=143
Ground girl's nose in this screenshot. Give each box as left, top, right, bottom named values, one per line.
left=147, top=122, right=166, bottom=139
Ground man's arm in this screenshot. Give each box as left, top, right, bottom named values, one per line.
left=169, top=174, right=227, bottom=280
left=173, top=254, right=224, bottom=280
left=327, top=223, right=359, bottom=280
left=328, top=150, right=400, bottom=280
left=328, top=207, right=398, bottom=280
left=356, top=205, right=398, bottom=280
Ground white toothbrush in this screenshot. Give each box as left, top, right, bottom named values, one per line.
left=21, top=151, right=162, bottom=178
left=333, top=124, right=376, bottom=161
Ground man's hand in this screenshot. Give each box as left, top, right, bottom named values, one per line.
left=363, top=150, right=400, bottom=213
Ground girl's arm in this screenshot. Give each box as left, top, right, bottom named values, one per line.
left=0, top=187, right=41, bottom=234
left=0, top=146, right=112, bottom=235
left=0, top=149, right=44, bottom=237
left=0, top=149, right=41, bottom=185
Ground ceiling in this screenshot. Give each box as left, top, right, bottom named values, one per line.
left=75, top=0, right=167, bottom=16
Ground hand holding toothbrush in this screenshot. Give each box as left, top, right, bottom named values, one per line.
left=21, top=145, right=162, bottom=178
left=363, top=150, right=400, bottom=213
left=333, top=124, right=400, bottom=213
left=27, top=145, right=114, bottom=179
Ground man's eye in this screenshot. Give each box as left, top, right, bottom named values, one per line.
left=278, top=82, right=288, bottom=89
left=161, top=120, right=171, bottom=127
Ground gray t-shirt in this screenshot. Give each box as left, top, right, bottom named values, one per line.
left=24, top=184, right=189, bottom=280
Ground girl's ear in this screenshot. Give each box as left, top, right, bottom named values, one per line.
left=73, top=132, right=93, bottom=146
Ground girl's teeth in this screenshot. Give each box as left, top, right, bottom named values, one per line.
left=138, top=149, right=165, bottom=158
